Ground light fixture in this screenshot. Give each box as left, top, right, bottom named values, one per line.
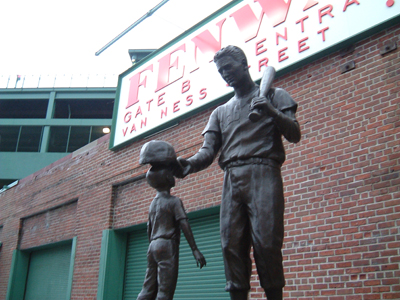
left=103, top=127, right=110, bottom=134
left=128, top=49, right=156, bottom=65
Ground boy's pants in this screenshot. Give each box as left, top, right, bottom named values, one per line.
left=137, top=238, right=179, bottom=300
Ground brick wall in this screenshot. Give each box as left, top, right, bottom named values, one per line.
left=274, top=25, right=400, bottom=300
left=19, top=200, right=77, bottom=250
left=0, top=24, right=399, bottom=300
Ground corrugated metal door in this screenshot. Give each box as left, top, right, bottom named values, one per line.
left=24, top=243, right=72, bottom=300
left=123, top=213, right=229, bottom=300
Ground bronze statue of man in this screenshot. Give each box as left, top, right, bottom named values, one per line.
left=177, top=46, right=301, bottom=300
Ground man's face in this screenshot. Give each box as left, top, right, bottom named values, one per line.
left=216, top=55, right=247, bottom=88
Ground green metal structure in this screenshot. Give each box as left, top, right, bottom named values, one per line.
left=0, top=87, right=116, bottom=187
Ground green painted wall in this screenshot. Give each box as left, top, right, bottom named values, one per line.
left=0, top=152, right=68, bottom=180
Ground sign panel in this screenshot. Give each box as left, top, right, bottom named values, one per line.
left=110, top=0, right=400, bottom=150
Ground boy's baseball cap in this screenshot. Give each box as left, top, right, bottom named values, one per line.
left=139, top=140, right=178, bottom=166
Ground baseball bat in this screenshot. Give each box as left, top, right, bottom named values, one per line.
left=248, top=66, right=276, bottom=122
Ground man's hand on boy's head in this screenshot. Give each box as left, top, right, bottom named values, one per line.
left=174, top=157, right=192, bottom=178
left=193, top=249, right=206, bottom=269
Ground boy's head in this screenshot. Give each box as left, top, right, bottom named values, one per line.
left=139, top=140, right=179, bottom=190
left=146, top=165, right=175, bottom=190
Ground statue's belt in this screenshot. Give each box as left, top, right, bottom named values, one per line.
left=223, top=157, right=281, bottom=170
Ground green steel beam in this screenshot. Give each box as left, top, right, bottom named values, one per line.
left=97, top=230, right=127, bottom=300
left=40, top=126, right=50, bottom=153
left=55, top=92, right=116, bottom=99
left=66, top=237, right=77, bottom=300
left=0, top=119, right=112, bottom=126
left=6, top=250, right=30, bottom=300
left=47, top=91, right=56, bottom=118
left=0, top=88, right=116, bottom=100
left=40, top=92, right=56, bottom=152
left=0, top=92, right=51, bottom=100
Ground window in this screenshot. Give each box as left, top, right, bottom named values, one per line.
left=0, top=99, right=48, bottom=118
left=91, top=126, right=107, bottom=141
left=48, top=126, right=108, bottom=153
left=54, top=99, right=113, bottom=119
left=0, top=179, right=17, bottom=188
left=0, top=126, right=19, bottom=151
left=67, top=127, right=91, bottom=152
left=47, top=126, right=69, bottom=153
left=18, top=126, right=43, bottom=152
left=0, top=126, right=43, bottom=152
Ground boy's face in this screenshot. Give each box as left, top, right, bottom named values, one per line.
left=146, top=166, right=175, bottom=190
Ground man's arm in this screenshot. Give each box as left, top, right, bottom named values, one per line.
left=179, top=219, right=206, bottom=269
left=251, top=94, right=301, bottom=143
left=177, top=131, right=222, bottom=178
left=271, top=107, right=301, bottom=143
left=147, top=219, right=152, bottom=243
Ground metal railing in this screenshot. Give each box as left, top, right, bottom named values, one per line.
left=0, top=74, right=118, bottom=89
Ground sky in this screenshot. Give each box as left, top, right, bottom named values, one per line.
left=0, top=0, right=232, bottom=77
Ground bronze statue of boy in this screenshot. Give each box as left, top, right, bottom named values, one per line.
left=137, top=140, right=206, bottom=300
left=176, top=46, right=301, bottom=300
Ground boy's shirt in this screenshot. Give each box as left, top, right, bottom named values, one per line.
left=148, top=194, right=187, bottom=242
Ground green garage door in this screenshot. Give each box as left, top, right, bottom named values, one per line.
left=123, top=213, right=229, bottom=300
left=24, top=243, right=72, bottom=300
